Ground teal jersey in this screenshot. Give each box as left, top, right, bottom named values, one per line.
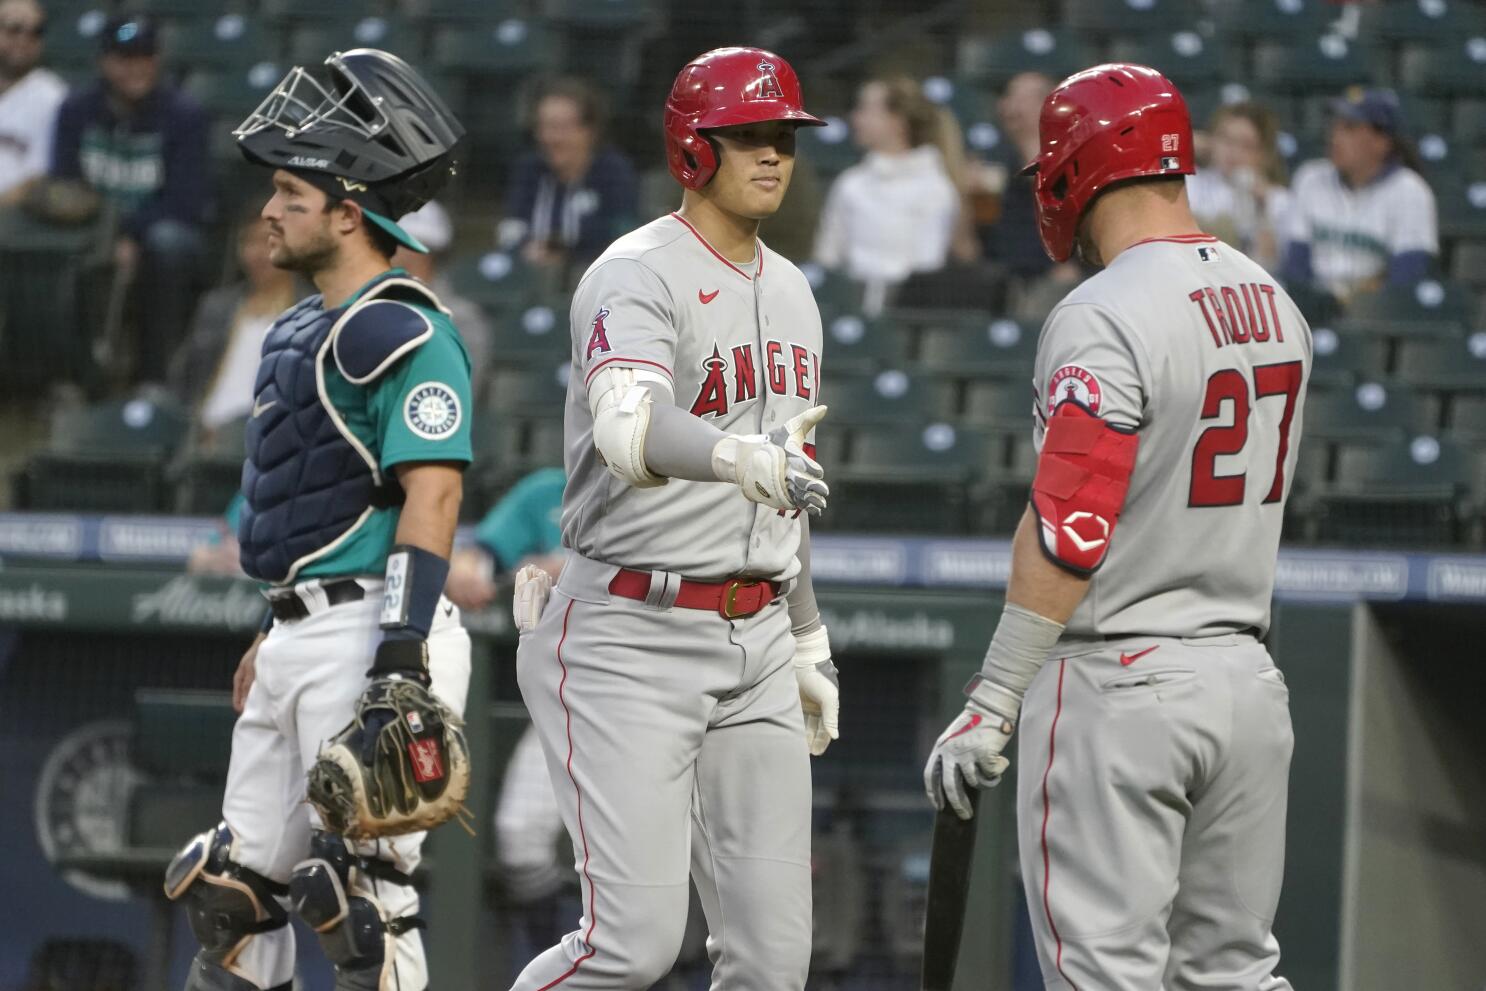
left=300, top=270, right=474, bottom=579
left=473, top=467, right=565, bottom=570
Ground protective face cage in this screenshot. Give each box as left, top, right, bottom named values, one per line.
left=234, top=55, right=393, bottom=154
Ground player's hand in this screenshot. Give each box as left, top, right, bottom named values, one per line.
left=714, top=405, right=829, bottom=516
left=232, top=633, right=265, bottom=714
left=923, top=700, right=1016, bottom=820
left=512, top=563, right=553, bottom=635
left=792, top=626, right=839, bottom=755
left=445, top=547, right=498, bottom=611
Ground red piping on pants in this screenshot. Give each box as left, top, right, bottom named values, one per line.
left=1040, top=658, right=1080, bottom=990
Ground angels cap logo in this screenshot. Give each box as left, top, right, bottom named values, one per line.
left=404, top=381, right=462, bottom=439
left=753, top=60, right=784, bottom=100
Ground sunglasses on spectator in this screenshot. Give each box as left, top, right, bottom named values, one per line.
left=0, top=21, right=44, bottom=37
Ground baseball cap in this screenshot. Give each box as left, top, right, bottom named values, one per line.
left=289, top=168, right=430, bottom=254
left=1330, top=86, right=1402, bottom=135
left=100, top=14, right=157, bottom=56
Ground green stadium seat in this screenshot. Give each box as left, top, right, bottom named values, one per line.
left=484, top=361, right=570, bottom=413
left=822, top=370, right=952, bottom=426
left=1063, top=0, right=1187, bottom=35
left=44, top=7, right=109, bottom=73
left=1106, top=28, right=1234, bottom=90
left=822, top=423, right=990, bottom=535
left=1434, top=179, right=1486, bottom=241
left=914, top=315, right=1038, bottom=380
left=957, top=28, right=1098, bottom=88
left=168, top=417, right=246, bottom=515
left=167, top=15, right=278, bottom=70
left=285, top=16, right=423, bottom=66
left=796, top=119, right=858, bottom=180
left=1303, top=380, right=1431, bottom=444
left=137, top=0, right=229, bottom=16
left=446, top=250, right=544, bottom=314
left=1216, top=0, right=1343, bottom=41
left=800, top=262, right=866, bottom=317
left=546, top=0, right=655, bottom=29
left=1314, top=435, right=1472, bottom=547
left=819, top=312, right=908, bottom=375
left=1307, top=325, right=1387, bottom=389
left=1398, top=37, right=1486, bottom=97
left=1450, top=99, right=1486, bottom=145
left=257, top=0, right=364, bottom=23
left=1360, top=0, right=1486, bottom=44
left=961, top=379, right=1034, bottom=431
left=1449, top=241, right=1486, bottom=292
left=1394, top=334, right=1486, bottom=393
left=183, top=63, right=284, bottom=118
left=417, top=0, right=525, bottom=21
left=1446, top=394, right=1486, bottom=442
left=1252, top=34, right=1375, bottom=94
left=430, top=20, right=554, bottom=77
left=1336, top=280, right=1473, bottom=340
left=485, top=298, right=573, bottom=367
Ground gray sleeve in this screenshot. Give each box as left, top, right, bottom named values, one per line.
left=786, top=520, right=822, bottom=637
left=643, top=398, right=728, bottom=481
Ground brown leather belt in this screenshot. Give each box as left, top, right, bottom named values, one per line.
left=608, top=569, right=782, bottom=619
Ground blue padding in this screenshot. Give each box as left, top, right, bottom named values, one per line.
left=333, top=299, right=433, bottom=383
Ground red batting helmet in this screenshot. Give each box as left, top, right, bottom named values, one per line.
left=664, top=46, right=825, bottom=190
left=1021, top=63, right=1195, bottom=262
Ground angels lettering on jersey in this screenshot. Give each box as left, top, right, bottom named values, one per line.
left=690, top=339, right=820, bottom=418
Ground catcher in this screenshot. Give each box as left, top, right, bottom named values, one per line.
left=162, top=50, right=473, bottom=991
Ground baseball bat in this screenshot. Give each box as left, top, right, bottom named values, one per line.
left=920, top=786, right=981, bottom=991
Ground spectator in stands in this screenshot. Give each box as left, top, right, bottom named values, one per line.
left=394, top=199, right=492, bottom=382
left=0, top=0, right=64, bottom=202
left=167, top=208, right=298, bottom=446
left=813, top=75, right=962, bottom=313
left=1188, top=102, right=1291, bottom=272
left=497, top=77, right=638, bottom=282
left=445, top=466, right=566, bottom=610
left=1282, top=87, right=1437, bottom=302
left=50, top=13, right=209, bottom=380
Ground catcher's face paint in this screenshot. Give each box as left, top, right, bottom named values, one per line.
left=262, top=170, right=339, bottom=274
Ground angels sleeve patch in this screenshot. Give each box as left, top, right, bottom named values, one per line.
left=1047, top=365, right=1103, bottom=415
left=404, top=381, right=463, bottom=439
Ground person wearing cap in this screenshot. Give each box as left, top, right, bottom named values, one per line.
left=0, top=0, right=66, bottom=201
left=393, top=198, right=491, bottom=381
left=161, top=49, right=470, bottom=991
left=1280, top=86, right=1438, bottom=302
left=48, top=13, right=208, bottom=378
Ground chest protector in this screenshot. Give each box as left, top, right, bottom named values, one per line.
left=238, top=274, right=444, bottom=584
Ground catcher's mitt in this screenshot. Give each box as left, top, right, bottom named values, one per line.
left=307, top=677, right=472, bottom=840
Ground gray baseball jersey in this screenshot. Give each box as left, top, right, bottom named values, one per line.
left=560, top=212, right=823, bottom=582
left=1033, top=234, right=1312, bottom=639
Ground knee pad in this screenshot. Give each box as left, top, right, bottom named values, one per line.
left=164, top=823, right=289, bottom=969
left=184, top=955, right=292, bottom=991
left=289, top=832, right=425, bottom=982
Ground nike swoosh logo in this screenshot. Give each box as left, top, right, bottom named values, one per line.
left=251, top=399, right=277, bottom=418
left=1120, top=645, right=1160, bottom=666
left=698, top=288, right=720, bottom=304
left=945, top=713, right=981, bottom=740
left=443, top=604, right=454, bottom=617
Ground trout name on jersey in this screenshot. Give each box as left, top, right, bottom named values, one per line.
left=689, top=340, right=820, bottom=418
left=1187, top=283, right=1287, bottom=350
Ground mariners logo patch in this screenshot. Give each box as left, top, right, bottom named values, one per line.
left=1047, top=365, right=1102, bottom=414
left=404, top=382, right=461, bottom=439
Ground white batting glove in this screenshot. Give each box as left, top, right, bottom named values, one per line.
left=923, top=678, right=1021, bottom=820
left=712, top=406, right=829, bottom=516
left=512, top=564, right=553, bottom=635
left=793, top=625, right=839, bottom=756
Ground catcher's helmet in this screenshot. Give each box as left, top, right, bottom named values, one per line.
left=1021, top=63, right=1194, bottom=262
left=235, top=49, right=464, bottom=252
left=664, top=46, right=825, bottom=190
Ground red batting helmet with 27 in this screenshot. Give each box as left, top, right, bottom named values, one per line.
left=1021, top=63, right=1195, bottom=262
left=664, top=46, right=825, bottom=190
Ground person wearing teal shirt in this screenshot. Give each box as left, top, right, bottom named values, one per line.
left=445, top=467, right=566, bottom=610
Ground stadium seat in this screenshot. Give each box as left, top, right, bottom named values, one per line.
left=256, top=0, right=362, bottom=23
left=819, top=312, right=908, bottom=375
left=483, top=361, right=570, bottom=413
left=1215, top=0, right=1343, bottom=41
left=417, top=0, right=525, bottom=21
left=1398, top=36, right=1486, bottom=98
left=1105, top=28, right=1235, bottom=90
left=169, top=417, right=247, bottom=515
left=1449, top=241, right=1486, bottom=292
left=1313, top=435, right=1473, bottom=547
left=1450, top=98, right=1486, bottom=146
left=913, top=314, right=1038, bottom=380
left=1359, top=0, right=1486, bottom=44
left=1336, top=279, right=1473, bottom=341
left=795, top=119, right=859, bottom=180
left=1394, top=334, right=1486, bottom=393
left=961, top=379, right=1035, bottom=431
left=1434, top=178, right=1486, bottom=241
left=1252, top=33, right=1375, bottom=94
left=183, top=63, right=284, bottom=119
left=1307, top=325, right=1388, bottom=389
left=43, top=6, right=108, bottom=74
left=821, top=423, right=990, bottom=535
left=545, top=0, right=655, bottom=29
left=431, top=20, right=555, bottom=77
left=956, top=28, right=1097, bottom=88
left=1062, top=0, right=1187, bottom=35
left=285, top=16, right=423, bottom=66
left=1303, top=380, right=1431, bottom=444
left=168, top=15, right=278, bottom=70
left=800, top=262, right=867, bottom=317
left=446, top=250, right=544, bottom=314
left=485, top=298, right=574, bottom=367
left=1446, top=394, right=1486, bottom=443
left=822, top=370, right=953, bottom=427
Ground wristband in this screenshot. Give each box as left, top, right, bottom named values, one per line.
left=792, top=625, right=831, bottom=668
left=380, top=544, right=450, bottom=641
left=965, top=603, right=1065, bottom=708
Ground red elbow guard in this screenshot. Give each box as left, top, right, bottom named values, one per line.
left=1030, top=402, right=1139, bottom=575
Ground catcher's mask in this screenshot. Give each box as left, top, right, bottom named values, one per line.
left=235, top=48, right=464, bottom=253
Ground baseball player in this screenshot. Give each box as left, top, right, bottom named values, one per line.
left=924, top=64, right=1311, bottom=990
left=508, top=47, right=838, bottom=990
left=161, top=50, right=472, bottom=991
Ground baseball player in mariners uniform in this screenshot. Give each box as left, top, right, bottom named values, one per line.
left=162, top=51, right=472, bottom=991
left=508, top=47, right=837, bottom=990
left=924, top=65, right=1311, bottom=990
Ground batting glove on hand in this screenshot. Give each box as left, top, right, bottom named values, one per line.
left=713, top=406, right=829, bottom=516
left=512, top=563, right=553, bottom=635
left=793, top=626, right=839, bottom=756
left=924, top=698, right=1017, bottom=820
